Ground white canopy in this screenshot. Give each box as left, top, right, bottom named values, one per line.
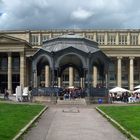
left=133, top=88, right=140, bottom=93
left=68, top=86, right=75, bottom=89
left=109, top=87, right=130, bottom=94
left=134, top=85, right=140, bottom=89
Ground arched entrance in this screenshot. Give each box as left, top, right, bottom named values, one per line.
left=57, top=54, right=84, bottom=88
left=35, top=56, right=51, bottom=87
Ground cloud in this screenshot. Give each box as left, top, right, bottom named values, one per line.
left=0, top=0, right=140, bottom=30
left=71, top=7, right=94, bottom=21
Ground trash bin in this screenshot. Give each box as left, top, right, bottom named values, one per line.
left=98, top=98, right=103, bottom=104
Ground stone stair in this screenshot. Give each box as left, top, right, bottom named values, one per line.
left=57, top=98, right=86, bottom=105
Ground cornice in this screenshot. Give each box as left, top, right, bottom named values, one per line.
left=0, top=29, right=140, bottom=34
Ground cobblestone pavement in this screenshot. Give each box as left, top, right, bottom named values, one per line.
left=23, top=105, right=128, bottom=140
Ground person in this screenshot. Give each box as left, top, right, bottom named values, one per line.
left=28, top=86, right=32, bottom=102
left=4, top=89, right=9, bottom=100
left=109, top=93, right=113, bottom=103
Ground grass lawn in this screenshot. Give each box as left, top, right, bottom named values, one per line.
left=98, top=106, right=140, bottom=139
left=0, top=102, right=45, bottom=140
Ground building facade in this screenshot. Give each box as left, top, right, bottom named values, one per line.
left=0, top=29, right=140, bottom=93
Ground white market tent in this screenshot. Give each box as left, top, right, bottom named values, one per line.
left=133, top=88, right=140, bottom=93
left=109, top=87, right=130, bottom=95
left=134, top=85, right=140, bottom=89
left=68, top=86, right=75, bottom=89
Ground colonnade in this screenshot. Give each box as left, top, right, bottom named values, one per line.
left=43, top=57, right=135, bottom=91
left=7, top=52, right=26, bottom=94
left=117, top=57, right=134, bottom=91
left=44, top=65, right=98, bottom=88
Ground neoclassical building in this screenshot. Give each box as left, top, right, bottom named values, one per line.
left=0, top=29, right=140, bottom=94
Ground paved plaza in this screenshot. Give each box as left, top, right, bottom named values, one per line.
left=23, top=105, right=127, bottom=140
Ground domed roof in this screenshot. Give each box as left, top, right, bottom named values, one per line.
left=41, top=34, right=100, bottom=54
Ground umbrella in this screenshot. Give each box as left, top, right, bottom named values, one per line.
left=109, top=87, right=130, bottom=95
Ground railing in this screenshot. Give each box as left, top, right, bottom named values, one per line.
left=89, top=87, right=108, bottom=97
left=31, top=87, right=63, bottom=96
left=31, top=87, right=108, bottom=98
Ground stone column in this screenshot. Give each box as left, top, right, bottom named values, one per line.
left=45, top=65, right=49, bottom=87
left=138, top=33, right=140, bottom=45
left=116, top=32, right=119, bottom=45
left=69, top=67, right=74, bottom=87
left=93, top=66, right=97, bottom=87
left=93, top=32, right=96, bottom=41
left=105, top=72, right=108, bottom=89
left=127, top=32, right=130, bottom=45
left=80, top=78, right=83, bottom=88
left=33, top=69, right=37, bottom=87
left=20, top=52, right=25, bottom=88
left=25, top=31, right=30, bottom=42
left=117, top=57, right=122, bottom=87
left=82, top=77, right=85, bottom=88
left=104, top=32, right=108, bottom=45
left=129, top=57, right=134, bottom=91
left=82, top=32, right=86, bottom=37
left=8, top=52, right=12, bottom=94
left=38, top=33, right=41, bottom=45
left=58, top=77, right=61, bottom=87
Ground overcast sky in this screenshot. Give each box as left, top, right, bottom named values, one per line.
left=0, top=0, right=140, bottom=30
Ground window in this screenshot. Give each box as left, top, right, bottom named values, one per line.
left=122, top=74, right=128, bottom=81
left=13, top=57, right=19, bottom=71
left=42, top=34, right=50, bottom=42
left=134, top=60, right=138, bottom=67
left=31, top=35, right=39, bottom=45
left=85, top=34, right=94, bottom=40
left=96, top=34, right=105, bottom=45
left=134, top=73, right=139, bottom=81
left=109, top=63, right=115, bottom=71
left=109, top=72, right=116, bottom=80
left=52, top=34, right=61, bottom=38
left=119, top=35, right=127, bottom=45
left=108, top=34, right=116, bottom=45
left=134, top=59, right=139, bottom=71
left=130, top=35, right=138, bottom=45
left=0, top=58, right=7, bottom=70
left=109, top=62, right=116, bottom=81
left=122, top=61, right=128, bottom=71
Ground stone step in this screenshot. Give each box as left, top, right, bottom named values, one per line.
left=57, top=98, right=86, bottom=105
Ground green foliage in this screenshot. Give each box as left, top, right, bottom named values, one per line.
left=0, top=103, right=44, bottom=140
left=99, top=106, right=140, bottom=139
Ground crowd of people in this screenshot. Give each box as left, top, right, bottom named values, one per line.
left=109, top=92, right=140, bottom=103
left=59, top=87, right=85, bottom=100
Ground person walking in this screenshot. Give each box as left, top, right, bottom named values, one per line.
left=4, top=89, right=9, bottom=100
